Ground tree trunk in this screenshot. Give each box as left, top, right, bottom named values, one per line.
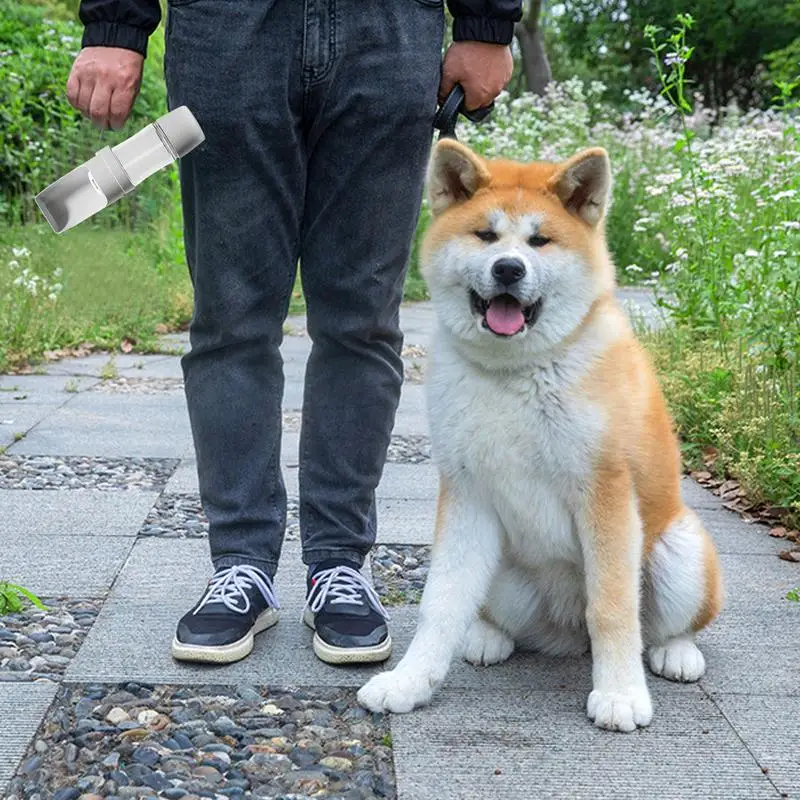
left=515, top=0, right=551, bottom=96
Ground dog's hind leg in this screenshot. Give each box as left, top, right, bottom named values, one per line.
left=644, top=510, right=724, bottom=683
left=462, top=614, right=515, bottom=666
left=472, top=563, right=589, bottom=660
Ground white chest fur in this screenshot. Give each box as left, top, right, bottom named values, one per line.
left=426, top=333, right=607, bottom=567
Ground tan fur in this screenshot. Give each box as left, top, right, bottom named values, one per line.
left=433, top=478, right=450, bottom=550
left=428, top=142, right=722, bottom=632
left=693, top=528, right=724, bottom=631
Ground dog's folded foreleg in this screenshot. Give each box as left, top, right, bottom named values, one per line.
left=357, top=478, right=501, bottom=713
left=578, top=464, right=653, bottom=732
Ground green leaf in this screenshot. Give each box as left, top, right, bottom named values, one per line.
left=6, top=583, right=48, bottom=610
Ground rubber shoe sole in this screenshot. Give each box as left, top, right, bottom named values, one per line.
left=302, top=607, right=392, bottom=665
left=171, top=608, right=280, bottom=664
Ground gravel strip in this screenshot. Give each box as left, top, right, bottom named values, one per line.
left=7, top=682, right=395, bottom=800
left=0, top=599, right=102, bottom=683
left=371, top=545, right=431, bottom=606
left=0, top=456, right=179, bottom=491
left=286, top=418, right=430, bottom=462
left=139, top=494, right=300, bottom=541
left=92, top=378, right=184, bottom=394
left=385, top=435, right=430, bottom=464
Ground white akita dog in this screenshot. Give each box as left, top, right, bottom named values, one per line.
left=358, top=140, right=723, bottom=732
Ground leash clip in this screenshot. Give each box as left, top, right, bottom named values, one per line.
left=433, top=85, right=494, bottom=141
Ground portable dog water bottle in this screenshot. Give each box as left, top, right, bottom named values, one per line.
left=35, top=106, right=205, bottom=234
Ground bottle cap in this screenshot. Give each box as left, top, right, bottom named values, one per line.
left=154, top=106, right=205, bottom=158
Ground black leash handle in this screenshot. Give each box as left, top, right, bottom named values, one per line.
left=433, top=84, right=494, bottom=141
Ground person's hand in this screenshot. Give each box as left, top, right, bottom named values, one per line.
left=439, top=41, right=513, bottom=111
left=66, top=47, right=145, bottom=130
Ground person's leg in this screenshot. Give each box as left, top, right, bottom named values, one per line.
left=297, top=0, right=444, bottom=662
left=164, top=0, right=305, bottom=662
left=298, top=0, right=445, bottom=568
left=165, top=0, right=305, bottom=577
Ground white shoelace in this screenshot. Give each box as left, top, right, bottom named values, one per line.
left=193, top=565, right=280, bottom=616
left=303, top=565, right=390, bottom=621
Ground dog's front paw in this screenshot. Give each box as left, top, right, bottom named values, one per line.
left=587, top=686, right=653, bottom=732
left=357, top=669, right=435, bottom=714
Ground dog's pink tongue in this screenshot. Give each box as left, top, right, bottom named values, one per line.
left=485, top=296, right=525, bottom=335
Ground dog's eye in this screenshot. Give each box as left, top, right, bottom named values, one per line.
left=474, top=229, right=499, bottom=243
left=528, top=235, right=551, bottom=248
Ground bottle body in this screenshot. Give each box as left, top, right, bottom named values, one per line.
left=35, top=106, right=205, bottom=234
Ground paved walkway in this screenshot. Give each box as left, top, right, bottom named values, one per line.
left=1, top=293, right=798, bottom=800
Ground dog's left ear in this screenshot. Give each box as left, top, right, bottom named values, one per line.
left=547, top=148, right=612, bottom=227
left=427, top=140, right=492, bottom=217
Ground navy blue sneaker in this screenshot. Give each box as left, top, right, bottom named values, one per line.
left=172, top=565, right=280, bottom=664
left=303, top=560, right=391, bottom=664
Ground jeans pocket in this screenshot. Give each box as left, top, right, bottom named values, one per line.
left=412, top=0, right=445, bottom=7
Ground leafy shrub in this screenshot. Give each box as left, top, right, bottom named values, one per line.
left=0, top=0, right=173, bottom=227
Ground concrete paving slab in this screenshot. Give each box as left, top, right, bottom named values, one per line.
left=118, top=356, right=185, bottom=380
left=1, top=488, right=155, bottom=538
left=41, top=352, right=173, bottom=377
left=61, top=536, right=626, bottom=695
left=3, top=534, right=135, bottom=597
left=693, top=552, right=799, bottom=695
left=377, top=463, right=439, bottom=500
left=714, top=694, right=800, bottom=797
left=376, top=498, right=436, bottom=544
left=698, top=606, right=799, bottom=696
left=700, top=510, right=783, bottom=556
left=161, top=458, right=200, bottom=494
left=65, top=537, right=394, bottom=687
left=280, top=461, right=438, bottom=500
left=0, top=374, right=98, bottom=404
left=9, top=391, right=193, bottom=458
left=0, top=683, right=59, bottom=797
left=0, top=404, right=56, bottom=447
left=717, top=552, right=799, bottom=607
left=391, top=686, right=777, bottom=800
left=681, top=475, right=724, bottom=510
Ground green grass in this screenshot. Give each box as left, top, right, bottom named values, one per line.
left=644, top=327, right=800, bottom=529
left=0, top=223, right=193, bottom=371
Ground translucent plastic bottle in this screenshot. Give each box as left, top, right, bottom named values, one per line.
left=35, top=106, right=205, bottom=234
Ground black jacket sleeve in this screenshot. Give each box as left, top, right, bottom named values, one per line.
left=79, top=0, right=162, bottom=57
left=447, top=0, right=523, bottom=45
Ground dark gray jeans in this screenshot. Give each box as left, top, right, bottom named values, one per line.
left=164, top=0, right=444, bottom=577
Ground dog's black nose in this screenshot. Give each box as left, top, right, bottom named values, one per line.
left=491, top=258, right=526, bottom=286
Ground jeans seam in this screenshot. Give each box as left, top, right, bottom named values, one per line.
left=302, top=0, right=337, bottom=87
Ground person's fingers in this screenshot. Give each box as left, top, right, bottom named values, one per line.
left=438, top=62, right=457, bottom=106
left=76, top=74, right=95, bottom=118
left=65, top=47, right=144, bottom=127
left=108, top=88, right=135, bottom=130
left=65, top=71, right=81, bottom=111
left=461, top=82, right=494, bottom=111
left=88, top=82, right=113, bottom=129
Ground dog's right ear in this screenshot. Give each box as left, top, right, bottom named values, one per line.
left=427, top=140, right=491, bottom=217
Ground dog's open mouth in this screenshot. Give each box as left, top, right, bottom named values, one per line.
left=470, top=290, right=543, bottom=336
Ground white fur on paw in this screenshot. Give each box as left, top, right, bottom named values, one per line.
left=357, top=670, right=434, bottom=714
left=649, top=638, right=705, bottom=682
left=463, top=618, right=515, bottom=666
left=587, top=687, right=653, bottom=732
